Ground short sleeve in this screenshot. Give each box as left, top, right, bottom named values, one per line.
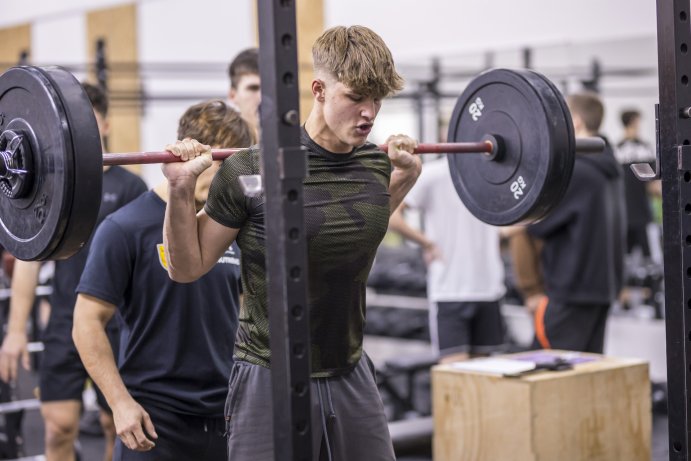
left=204, top=148, right=259, bottom=229
left=77, top=217, right=134, bottom=308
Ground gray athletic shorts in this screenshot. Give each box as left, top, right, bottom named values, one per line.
left=225, top=353, right=395, bottom=461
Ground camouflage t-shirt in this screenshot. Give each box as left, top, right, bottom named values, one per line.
left=205, top=127, right=391, bottom=377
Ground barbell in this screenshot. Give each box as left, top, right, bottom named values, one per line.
left=0, top=65, right=602, bottom=261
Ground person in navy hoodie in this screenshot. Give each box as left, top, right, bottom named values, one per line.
left=526, top=91, right=626, bottom=354
left=73, top=100, right=254, bottom=460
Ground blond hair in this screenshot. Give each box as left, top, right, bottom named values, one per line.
left=177, top=100, right=256, bottom=147
left=312, top=25, right=404, bottom=99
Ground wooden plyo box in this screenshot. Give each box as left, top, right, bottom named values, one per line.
left=432, top=351, right=651, bottom=461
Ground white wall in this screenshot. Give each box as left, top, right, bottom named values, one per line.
left=31, top=15, right=86, bottom=66
left=324, top=0, right=660, bottom=147
left=137, top=0, right=255, bottom=185
left=324, top=0, right=657, bottom=60
left=0, top=0, right=663, bottom=180
left=0, top=0, right=126, bottom=28
left=0, top=0, right=256, bottom=185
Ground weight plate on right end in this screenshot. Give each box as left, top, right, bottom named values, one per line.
left=447, top=68, right=574, bottom=226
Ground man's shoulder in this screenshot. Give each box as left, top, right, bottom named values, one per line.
left=104, top=166, right=148, bottom=202
left=220, top=146, right=261, bottom=175
left=102, top=192, right=159, bottom=233
left=107, top=165, right=146, bottom=184
left=357, top=141, right=385, bottom=155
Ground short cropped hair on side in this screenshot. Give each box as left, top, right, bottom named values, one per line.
left=312, top=25, right=404, bottom=99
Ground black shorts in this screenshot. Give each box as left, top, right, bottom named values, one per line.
left=532, top=298, right=610, bottom=353
left=39, top=316, right=118, bottom=411
left=113, top=401, right=226, bottom=461
left=434, top=300, right=506, bottom=355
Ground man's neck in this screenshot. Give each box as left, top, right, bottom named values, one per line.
left=576, top=128, right=598, bottom=138
left=624, top=128, right=638, bottom=140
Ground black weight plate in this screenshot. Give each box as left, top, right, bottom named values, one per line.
left=447, top=68, right=574, bottom=226
left=511, top=69, right=574, bottom=223
left=41, top=67, right=102, bottom=260
left=532, top=71, right=575, bottom=213
left=0, top=66, right=101, bottom=260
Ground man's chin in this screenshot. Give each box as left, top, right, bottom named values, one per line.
left=350, top=133, right=369, bottom=147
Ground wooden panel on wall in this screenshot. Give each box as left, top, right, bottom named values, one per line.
left=87, top=4, right=141, bottom=173
left=0, top=23, right=30, bottom=73
left=252, top=0, right=324, bottom=122
left=296, top=0, right=323, bottom=122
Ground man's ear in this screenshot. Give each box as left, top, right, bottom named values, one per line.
left=312, top=79, right=325, bottom=102
left=229, top=87, right=236, bottom=102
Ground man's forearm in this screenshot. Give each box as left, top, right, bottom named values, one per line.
left=6, top=261, right=40, bottom=335
left=389, top=166, right=421, bottom=214
left=163, top=185, right=204, bottom=282
left=73, top=315, right=130, bottom=407
left=509, top=231, right=545, bottom=298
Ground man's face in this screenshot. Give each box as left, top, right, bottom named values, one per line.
left=319, top=77, right=382, bottom=151
left=229, top=73, right=261, bottom=124
left=630, top=116, right=641, bottom=134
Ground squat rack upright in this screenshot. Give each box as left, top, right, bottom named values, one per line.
left=258, top=0, right=691, bottom=459
left=656, top=0, right=691, bottom=458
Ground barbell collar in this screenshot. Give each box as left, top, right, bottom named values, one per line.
left=575, top=137, right=606, bottom=154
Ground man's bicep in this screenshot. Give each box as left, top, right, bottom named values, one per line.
left=79, top=220, right=133, bottom=307
left=74, top=294, right=117, bottom=327
left=198, top=210, right=240, bottom=273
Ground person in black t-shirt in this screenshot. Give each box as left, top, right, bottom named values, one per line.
left=527, top=91, right=626, bottom=353
left=0, top=83, right=147, bottom=461
left=615, top=109, right=660, bottom=257
left=73, top=100, right=254, bottom=460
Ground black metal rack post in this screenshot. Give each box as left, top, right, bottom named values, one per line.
left=656, top=0, right=691, bottom=458
left=257, top=1, right=313, bottom=460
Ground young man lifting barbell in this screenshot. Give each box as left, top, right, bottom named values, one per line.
left=162, top=25, right=421, bottom=461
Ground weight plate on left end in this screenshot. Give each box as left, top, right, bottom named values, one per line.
left=41, top=66, right=103, bottom=260
left=0, top=66, right=101, bottom=260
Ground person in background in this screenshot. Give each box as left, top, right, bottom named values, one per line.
left=74, top=100, right=253, bottom=460
left=228, top=47, right=261, bottom=136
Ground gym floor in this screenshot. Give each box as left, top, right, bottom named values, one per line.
left=8, top=338, right=672, bottom=460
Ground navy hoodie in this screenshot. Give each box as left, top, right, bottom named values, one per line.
left=528, top=137, right=626, bottom=305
